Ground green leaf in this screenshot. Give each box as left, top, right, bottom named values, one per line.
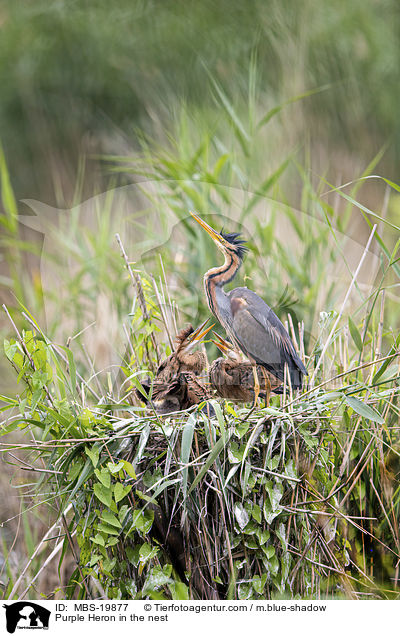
left=0, top=143, right=18, bottom=232
left=169, top=582, right=189, bottom=600
left=94, top=483, right=113, bottom=507
left=139, top=543, right=158, bottom=565
left=242, top=158, right=290, bottom=218
left=89, top=554, right=101, bottom=566
left=101, top=510, right=122, bottom=528
left=264, top=545, right=275, bottom=559
left=267, top=555, right=280, bottom=577
left=243, top=520, right=258, bottom=535
left=114, top=482, right=132, bottom=503
left=348, top=317, right=363, bottom=352
left=131, top=509, right=154, bottom=535
left=143, top=565, right=173, bottom=593
left=252, top=504, right=262, bottom=524
left=344, top=395, right=384, bottom=424
left=118, top=505, right=130, bottom=524
left=180, top=413, right=196, bottom=497
left=263, top=481, right=283, bottom=524
left=188, top=430, right=232, bottom=494
left=4, top=340, right=19, bottom=362
left=372, top=340, right=400, bottom=385
left=106, top=537, right=120, bottom=547
left=256, top=529, right=270, bottom=545
left=85, top=445, right=100, bottom=468
left=212, top=400, right=226, bottom=433
left=257, top=84, right=332, bottom=130
left=94, top=468, right=111, bottom=489
left=252, top=574, right=267, bottom=595
left=68, top=460, right=84, bottom=483
left=234, top=502, right=249, bottom=530
left=97, top=523, right=120, bottom=536
left=208, top=74, right=250, bottom=156
left=90, top=533, right=105, bottom=547
left=122, top=460, right=137, bottom=479
left=102, top=557, right=117, bottom=573
left=238, top=583, right=252, bottom=600
left=107, top=461, right=125, bottom=474
left=275, top=523, right=288, bottom=551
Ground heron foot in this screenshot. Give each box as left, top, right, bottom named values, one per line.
left=260, top=367, right=271, bottom=408
left=252, top=364, right=260, bottom=408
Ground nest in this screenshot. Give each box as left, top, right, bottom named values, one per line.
left=71, top=403, right=354, bottom=601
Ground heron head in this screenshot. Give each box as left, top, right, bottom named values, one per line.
left=177, top=319, right=215, bottom=353
left=190, top=212, right=248, bottom=261
left=212, top=332, right=241, bottom=361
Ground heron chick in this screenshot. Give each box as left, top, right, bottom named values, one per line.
left=209, top=333, right=282, bottom=403
left=134, top=320, right=214, bottom=414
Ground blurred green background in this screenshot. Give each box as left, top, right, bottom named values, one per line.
left=1, top=0, right=400, bottom=386
left=2, top=0, right=400, bottom=203
left=1, top=0, right=400, bottom=600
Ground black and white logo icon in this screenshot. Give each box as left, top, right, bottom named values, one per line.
left=3, top=602, right=50, bottom=633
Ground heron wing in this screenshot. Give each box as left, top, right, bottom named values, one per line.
left=228, top=287, right=307, bottom=387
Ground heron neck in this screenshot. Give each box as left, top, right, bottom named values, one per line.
left=203, top=252, right=241, bottom=324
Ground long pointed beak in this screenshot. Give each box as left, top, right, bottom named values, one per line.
left=212, top=331, right=232, bottom=348
left=186, top=318, right=215, bottom=349
left=190, top=212, right=225, bottom=246
left=211, top=338, right=232, bottom=355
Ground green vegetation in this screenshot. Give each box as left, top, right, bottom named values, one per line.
left=1, top=120, right=400, bottom=597
left=1, top=252, right=399, bottom=599
left=0, top=0, right=400, bottom=602
left=2, top=0, right=400, bottom=199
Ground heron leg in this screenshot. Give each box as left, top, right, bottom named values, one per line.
left=252, top=363, right=260, bottom=408
left=260, top=367, right=271, bottom=408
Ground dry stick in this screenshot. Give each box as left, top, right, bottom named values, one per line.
left=7, top=453, right=63, bottom=475
left=81, top=343, right=103, bottom=394
left=115, top=233, right=159, bottom=365
left=30, top=418, right=92, bottom=600
left=18, top=533, right=72, bottom=601
left=0, top=427, right=147, bottom=449
left=115, top=234, right=148, bottom=320
left=296, top=438, right=375, bottom=509
left=59, top=510, right=92, bottom=599
left=122, top=323, right=135, bottom=357
left=369, top=477, right=400, bottom=552
left=8, top=504, right=72, bottom=598
left=369, top=289, right=386, bottom=382
left=151, top=274, right=175, bottom=351
left=287, top=312, right=299, bottom=351
left=326, top=498, right=400, bottom=560
left=339, top=415, right=364, bottom=477
left=281, top=349, right=400, bottom=413
left=159, top=254, right=178, bottom=338
left=317, top=530, right=357, bottom=598
left=327, top=450, right=375, bottom=516
left=122, top=322, right=141, bottom=378
left=0, top=498, right=23, bottom=582
left=172, top=300, right=180, bottom=337
left=310, top=224, right=377, bottom=385
left=298, top=320, right=305, bottom=365
left=287, top=547, right=368, bottom=582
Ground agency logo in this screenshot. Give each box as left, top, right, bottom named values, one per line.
left=3, top=603, right=50, bottom=634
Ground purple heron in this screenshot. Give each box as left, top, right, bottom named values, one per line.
left=190, top=212, right=307, bottom=403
